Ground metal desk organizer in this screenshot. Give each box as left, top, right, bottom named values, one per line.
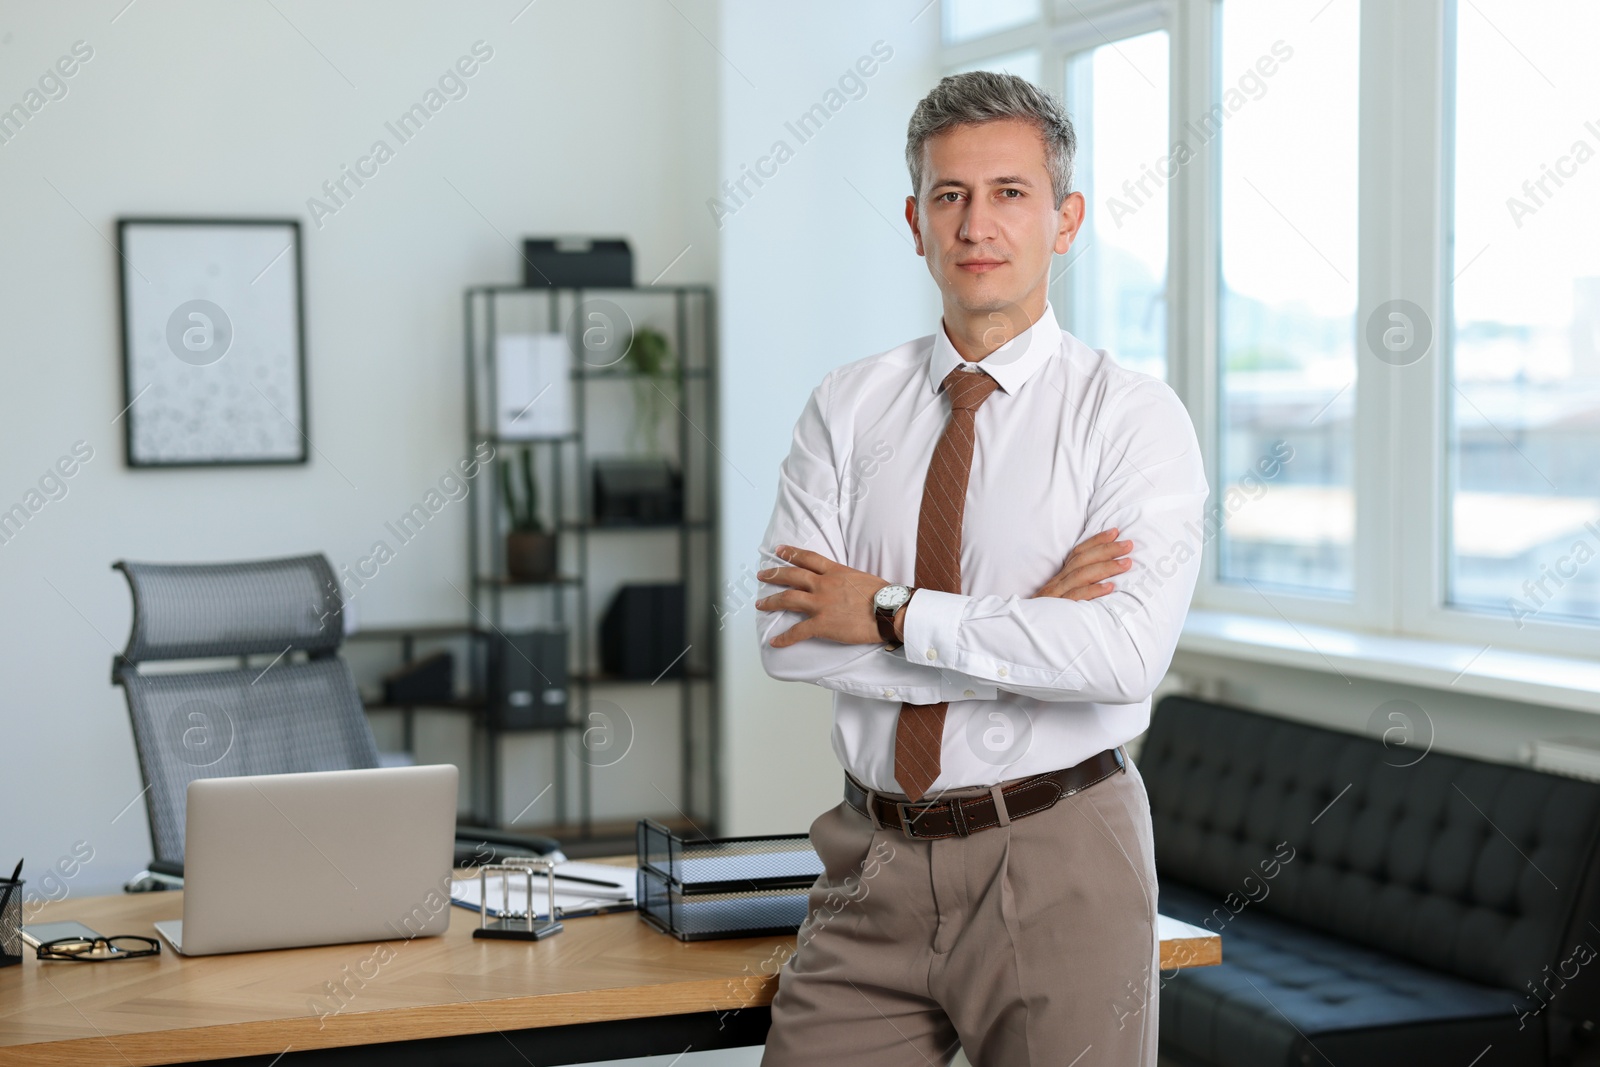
left=473, top=857, right=564, bottom=941
left=0, top=876, right=21, bottom=968
left=636, top=819, right=824, bottom=941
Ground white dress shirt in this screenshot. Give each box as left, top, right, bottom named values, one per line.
left=755, top=301, right=1208, bottom=794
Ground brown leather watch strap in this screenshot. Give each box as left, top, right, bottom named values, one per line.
left=844, top=746, right=1126, bottom=839
left=875, top=606, right=900, bottom=646
left=875, top=588, right=913, bottom=647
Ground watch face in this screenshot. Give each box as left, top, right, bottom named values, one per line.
left=875, top=585, right=910, bottom=612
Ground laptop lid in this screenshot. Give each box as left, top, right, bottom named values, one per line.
left=178, top=765, right=458, bottom=956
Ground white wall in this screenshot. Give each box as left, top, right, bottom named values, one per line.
left=714, top=1, right=942, bottom=835
left=0, top=0, right=718, bottom=898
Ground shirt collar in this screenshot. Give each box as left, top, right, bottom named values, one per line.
left=927, top=299, right=1061, bottom=396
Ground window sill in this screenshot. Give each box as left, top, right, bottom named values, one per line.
left=1178, top=609, right=1600, bottom=715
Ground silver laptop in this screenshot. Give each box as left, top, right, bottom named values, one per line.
left=155, top=765, right=458, bottom=956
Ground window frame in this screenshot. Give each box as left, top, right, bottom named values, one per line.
left=1404, top=0, right=1600, bottom=659
left=943, top=0, right=1171, bottom=376
left=937, top=0, right=1600, bottom=661
left=1189, top=0, right=1371, bottom=628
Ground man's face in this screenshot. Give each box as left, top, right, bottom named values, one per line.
left=905, top=117, right=1084, bottom=320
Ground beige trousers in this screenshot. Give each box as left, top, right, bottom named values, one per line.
left=761, top=755, right=1160, bottom=1067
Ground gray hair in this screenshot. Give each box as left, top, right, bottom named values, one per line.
left=905, top=71, right=1076, bottom=208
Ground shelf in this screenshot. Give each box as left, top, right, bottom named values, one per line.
left=559, top=519, right=711, bottom=533
left=475, top=574, right=582, bottom=587
left=510, top=816, right=706, bottom=857
left=348, top=625, right=485, bottom=641
left=574, top=668, right=712, bottom=685
left=574, top=367, right=711, bottom=381
left=483, top=433, right=580, bottom=445
left=466, top=283, right=713, bottom=296
left=362, top=666, right=711, bottom=712
left=465, top=276, right=719, bottom=840
left=364, top=695, right=486, bottom=712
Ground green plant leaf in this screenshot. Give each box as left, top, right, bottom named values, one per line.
left=519, top=445, right=541, bottom=531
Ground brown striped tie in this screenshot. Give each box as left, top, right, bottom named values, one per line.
left=892, top=364, right=1002, bottom=801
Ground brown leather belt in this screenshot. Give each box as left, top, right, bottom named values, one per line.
left=843, top=747, right=1126, bottom=840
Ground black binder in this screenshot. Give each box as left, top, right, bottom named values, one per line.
left=600, top=584, right=685, bottom=680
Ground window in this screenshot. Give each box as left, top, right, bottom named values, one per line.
left=949, top=48, right=1042, bottom=85
left=1448, top=0, right=1600, bottom=625
left=940, top=18, right=1171, bottom=382
left=935, top=0, right=1600, bottom=659
left=941, top=8, right=1168, bottom=381
left=942, top=0, right=1040, bottom=45
left=1061, top=30, right=1170, bottom=381
left=1215, top=0, right=1359, bottom=595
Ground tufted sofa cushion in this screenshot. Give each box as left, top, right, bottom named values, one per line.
left=1158, top=880, right=1543, bottom=1066
left=1141, top=696, right=1600, bottom=1066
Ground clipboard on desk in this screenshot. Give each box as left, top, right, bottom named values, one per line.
left=449, top=860, right=637, bottom=921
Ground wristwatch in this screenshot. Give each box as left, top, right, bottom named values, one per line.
left=872, top=584, right=915, bottom=648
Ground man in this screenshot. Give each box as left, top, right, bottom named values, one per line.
left=754, top=71, right=1207, bottom=1065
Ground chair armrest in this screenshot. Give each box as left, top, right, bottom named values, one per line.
left=123, top=861, right=184, bottom=893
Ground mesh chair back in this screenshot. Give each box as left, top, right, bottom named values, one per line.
left=115, top=555, right=344, bottom=662
left=112, top=555, right=378, bottom=865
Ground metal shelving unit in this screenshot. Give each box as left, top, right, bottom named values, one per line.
left=462, top=284, right=720, bottom=843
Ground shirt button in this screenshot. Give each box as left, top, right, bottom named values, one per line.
left=882, top=689, right=894, bottom=698
left=926, top=649, right=937, bottom=660
left=964, top=689, right=976, bottom=698
left=997, top=666, right=1009, bottom=677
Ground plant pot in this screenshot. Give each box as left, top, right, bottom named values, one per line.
left=505, top=529, right=558, bottom=582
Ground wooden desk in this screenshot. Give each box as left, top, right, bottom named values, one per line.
left=0, top=877, right=1219, bottom=1066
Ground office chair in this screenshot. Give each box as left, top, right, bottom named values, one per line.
left=110, top=553, right=557, bottom=891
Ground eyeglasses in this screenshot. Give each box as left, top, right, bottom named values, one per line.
left=35, top=935, right=161, bottom=962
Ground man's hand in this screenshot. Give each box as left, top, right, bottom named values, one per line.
left=756, top=545, right=888, bottom=648
left=756, top=530, right=1131, bottom=650
left=1034, top=527, right=1131, bottom=600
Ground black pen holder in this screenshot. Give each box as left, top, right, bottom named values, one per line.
left=0, top=878, right=22, bottom=967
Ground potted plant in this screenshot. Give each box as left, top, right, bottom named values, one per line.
left=499, top=446, right=558, bottom=581
left=624, top=326, right=677, bottom=455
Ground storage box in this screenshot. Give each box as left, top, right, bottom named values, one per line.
left=521, top=238, right=632, bottom=289
left=592, top=458, right=682, bottom=526
left=636, top=819, right=823, bottom=941
left=381, top=651, right=454, bottom=706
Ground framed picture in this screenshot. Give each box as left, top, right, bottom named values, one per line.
left=116, top=218, right=308, bottom=467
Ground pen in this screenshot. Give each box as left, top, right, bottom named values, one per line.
left=548, top=872, right=629, bottom=891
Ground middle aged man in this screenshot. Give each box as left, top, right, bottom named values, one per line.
left=754, top=71, right=1208, bottom=1065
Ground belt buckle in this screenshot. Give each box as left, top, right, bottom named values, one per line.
left=895, top=799, right=939, bottom=839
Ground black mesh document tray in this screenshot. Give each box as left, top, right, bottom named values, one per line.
left=636, top=819, right=824, bottom=941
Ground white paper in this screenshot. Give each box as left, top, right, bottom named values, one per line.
left=496, top=332, right=572, bottom=438
left=451, top=860, right=634, bottom=919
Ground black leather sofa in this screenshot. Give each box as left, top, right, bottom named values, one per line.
left=1140, top=696, right=1600, bottom=1067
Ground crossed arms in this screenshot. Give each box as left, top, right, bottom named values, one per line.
left=754, top=372, right=1208, bottom=707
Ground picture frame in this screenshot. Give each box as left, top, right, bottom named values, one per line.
left=116, top=218, right=308, bottom=468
